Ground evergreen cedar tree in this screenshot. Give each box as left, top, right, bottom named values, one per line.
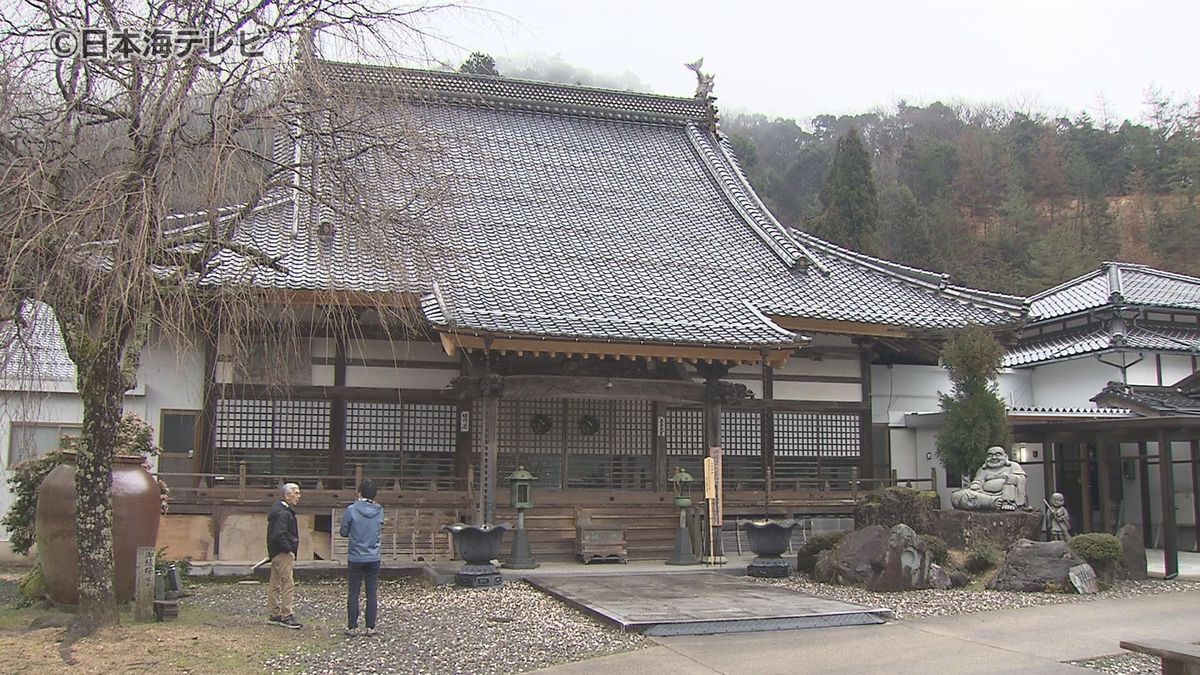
left=459, top=52, right=501, bottom=77
left=812, top=127, right=879, bottom=255
left=935, top=325, right=1012, bottom=481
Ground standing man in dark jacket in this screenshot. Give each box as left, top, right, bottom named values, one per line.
left=340, top=479, right=383, bottom=636
left=267, top=482, right=302, bottom=628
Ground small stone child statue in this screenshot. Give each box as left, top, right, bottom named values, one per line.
left=1043, top=492, right=1071, bottom=541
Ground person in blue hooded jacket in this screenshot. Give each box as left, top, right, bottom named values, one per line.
left=340, top=479, right=384, bottom=636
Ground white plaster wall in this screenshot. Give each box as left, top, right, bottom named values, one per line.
left=774, top=381, right=860, bottom=402
left=1027, top=355, right=1164, bottom=409
left=138, top=339, right=205, bottom=415
left=345, top=366, right=457, bottom=390
left=348, top=339, right=457, bottom=363
left=1157, top=354, right=1196, bottom=386
left=776, top=355, right=859, bottom=379
left=870, top=364, right=1032, bottom=425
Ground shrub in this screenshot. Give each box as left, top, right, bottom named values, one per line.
left=18, top=563, right=47, bottom=607
left=156, top=546, right=193, bottom=588
left=921, top=534, right=949, bottom=565
left=1068, top=533, right=1122, bottom=567
left=965, top=540, right=1001, bottom=573
left=797, top=531, right=845, bottom=574
left=1, top=451, right=68, bottom=556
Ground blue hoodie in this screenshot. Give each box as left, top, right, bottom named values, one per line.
left=339, top=499, right=384, bottom=563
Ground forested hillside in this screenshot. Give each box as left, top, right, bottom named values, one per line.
left=722, top=96, right=1200, bottom=295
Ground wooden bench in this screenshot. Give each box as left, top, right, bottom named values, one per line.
left=1120, top=639, right=1200, bottom=675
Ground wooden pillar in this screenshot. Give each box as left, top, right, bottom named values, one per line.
left=1191, top=439, right=1200, bottom=553
left=327, top=331, right=347, bottom=487
left=652, top=401, right=667, bottom=492
left=1042, top=438, right=1056, bottom=507
left=700, top=364, right=727, bottom=562
left=858, top=347, right=873, bottom=479
left=1079, top=441, right=1093, bottom=533
left=454, top=358, right=473, bottom=490
left=481, top=394, right=500, bottom=526
left=1138, top=440, right=1153, bottom=548
left=1097, top=436, right=1114, bottom=533
left=761, top=353, right=775, bottom=489
left=1157, top=430, right=1178, bottom=579
left=454, top=400, right=473, bottom=491
left=195, top=312, right=221, bottom=482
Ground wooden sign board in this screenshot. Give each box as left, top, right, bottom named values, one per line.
left=135, top=546, right=156, bottom=622
left=707, top=446, right=723, bottom=523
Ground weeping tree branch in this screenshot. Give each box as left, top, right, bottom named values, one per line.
left=1, top=0, right=465, bottom=639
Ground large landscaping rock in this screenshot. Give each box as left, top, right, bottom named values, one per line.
left=813, top=525, right=889, bottom=586
left=986, top=539, right=1090, bottom=592
left=813, top=524, right=939, bottom=591
left=868, top=524, right=933, bottom=592
left=855, top=487, right=940, bottom=534
left=931, top=509, right=1042, bottom=549
left=1117, top=524, right=1148, bottom=580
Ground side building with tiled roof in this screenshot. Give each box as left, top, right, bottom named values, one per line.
left=2, top=61, right=1027, bottom=563
left=881, top=261, right=1200, bottom=559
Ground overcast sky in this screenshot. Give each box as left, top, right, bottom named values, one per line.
left=417, top=0, right=1198, bottom=125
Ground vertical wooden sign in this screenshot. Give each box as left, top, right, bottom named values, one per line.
left=135, top=546, right=156, bottom=622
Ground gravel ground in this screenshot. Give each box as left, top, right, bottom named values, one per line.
left=179, top=572, right=1200, bottom=674
left=750, top=574, right=1200, bottom=620
left=188, top=576, right=649, bottom=675
left=752, top=574, right=1200, bottom=675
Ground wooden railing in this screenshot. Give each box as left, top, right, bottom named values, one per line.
left=157, top=463, right=935, bottom=509
left=158, top=462, right=471, bottom=505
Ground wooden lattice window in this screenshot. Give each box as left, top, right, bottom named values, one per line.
left=772, top=410, right=861, bottom=486
left=664, top=407, right=704, bottom=480
left=345, top=402, right=455, bottom=486
left=214, top=399, right=329, bottom=479
left=773, top=411, right=860, bottom=458
left=476, top=398, right=653, bottom=490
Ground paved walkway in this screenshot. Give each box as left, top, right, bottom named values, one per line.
left=532, top=589, right=1200, bottom=674
left=528, top=572, right=889, bottom=635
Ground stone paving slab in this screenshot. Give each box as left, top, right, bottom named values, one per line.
left=527, top=572, right=890, bottom=636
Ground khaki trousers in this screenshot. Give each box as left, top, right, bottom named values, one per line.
left=268, top=552, right=295, bottom=618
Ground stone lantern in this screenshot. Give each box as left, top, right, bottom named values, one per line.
left=503, top=466, right=539, bottom=569
left=666, top=466, right=699, bottom=565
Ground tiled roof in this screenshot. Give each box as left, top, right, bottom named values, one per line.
left=1004, top=321, right=1200, bottom=367
left=1028, top=262, right=1200, bottom=322
left=318, top=61, right=713, bottom=125
left=767, top=231, right=1025, bottom=330
left=1092, top=381, right=1200, bottom=415
left=0, top=302, right=76, bottom=382
left=421, top=283, right=798, bottom=346
left=208, top=62, right=1025, bottom=349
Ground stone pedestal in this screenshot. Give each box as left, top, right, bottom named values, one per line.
left=743, top=520, right=797, bottom=578
left=931, top=509, right=1041, bottom=549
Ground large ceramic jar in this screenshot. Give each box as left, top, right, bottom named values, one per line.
left=35, top=454, right=162, bottom=606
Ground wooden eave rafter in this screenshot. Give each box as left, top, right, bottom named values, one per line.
left=437, top=332, right=796, bottom=367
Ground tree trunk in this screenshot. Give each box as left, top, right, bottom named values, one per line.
left=73, top=352, right=126, bottom=628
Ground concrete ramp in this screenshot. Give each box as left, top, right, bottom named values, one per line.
left=527, top=572, right=891, bottom=636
